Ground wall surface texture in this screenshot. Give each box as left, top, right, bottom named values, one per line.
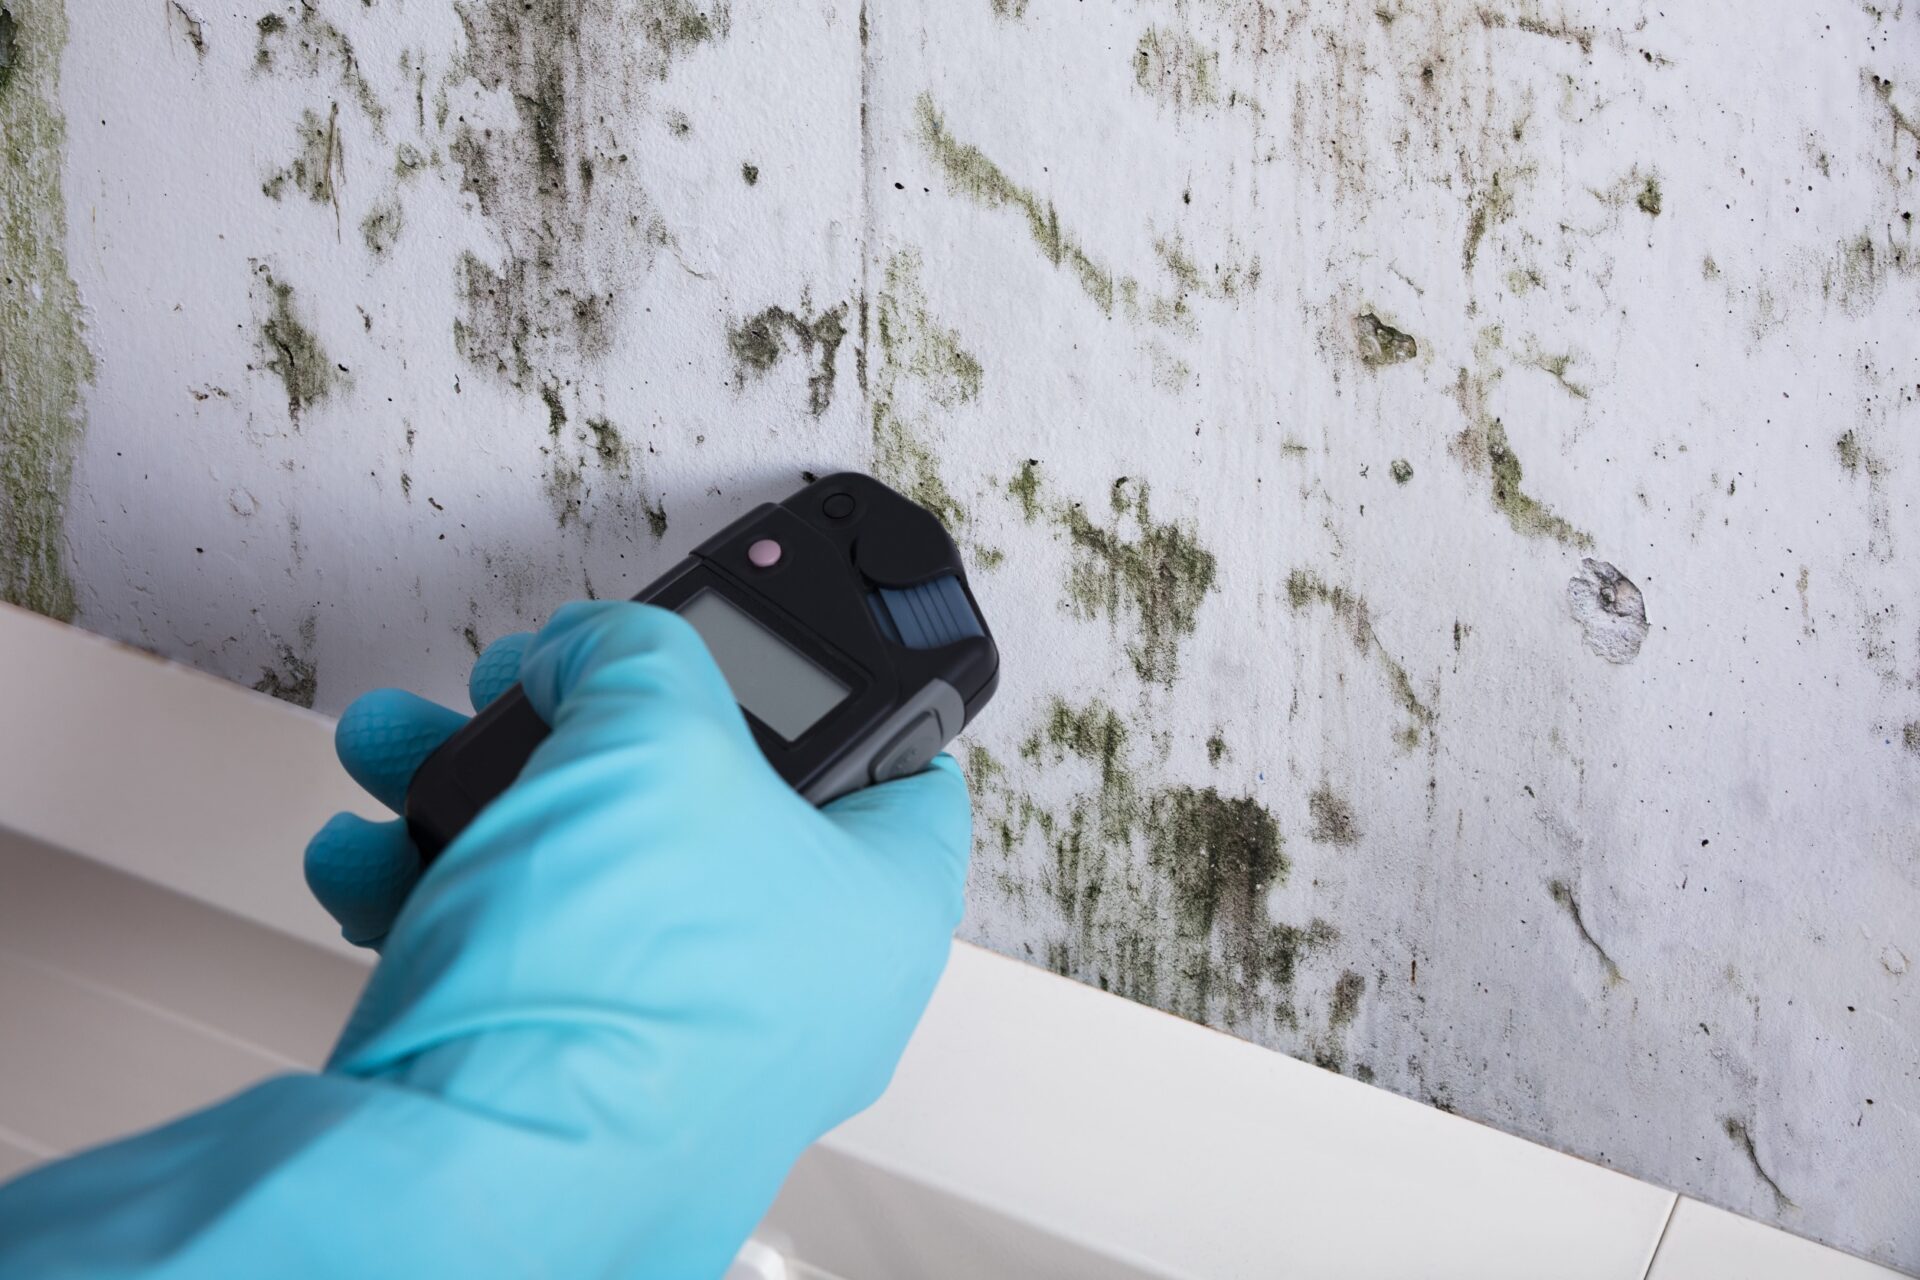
left=2, top=0, right=1917, bottom=1268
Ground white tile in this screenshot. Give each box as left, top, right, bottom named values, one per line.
left=0, top=946, right=291, bottom=1157
left=0, top=826, right=368, bottom=1069
left=812, top=943, right=1676, bottom=1280
left=1648, top=1199, right=1912, bottom=1280
left=0, top=606, right=379, bottom=958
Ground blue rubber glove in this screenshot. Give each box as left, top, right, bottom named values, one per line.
left=0, top=602, right=973, bottom=1278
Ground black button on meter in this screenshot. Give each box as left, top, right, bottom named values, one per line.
left=404, top=472, right=1000, bottom=860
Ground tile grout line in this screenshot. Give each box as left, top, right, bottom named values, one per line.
left=1637, top=1193, right=1681, bottom=1280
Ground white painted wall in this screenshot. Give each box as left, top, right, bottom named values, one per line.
left=4, top=0, right=1917, bottom=1268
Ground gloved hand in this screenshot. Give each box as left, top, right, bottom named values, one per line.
left=0, top=601, right=973, bottom=1279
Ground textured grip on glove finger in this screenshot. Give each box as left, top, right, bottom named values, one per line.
left=304, top=813, right=422, bottom=948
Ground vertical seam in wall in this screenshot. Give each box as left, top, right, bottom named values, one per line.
left=856, top=0, right=873, bottom=419
left=1637, top=1193, right=1681, bottom=1280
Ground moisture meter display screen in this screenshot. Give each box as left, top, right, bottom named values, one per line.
left=676, top=590, right=849, bottom=741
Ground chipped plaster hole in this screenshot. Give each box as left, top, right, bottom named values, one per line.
left=1567, top=558, right=1647, bottom=664
left=1355, top=312, right=1417, bottom=366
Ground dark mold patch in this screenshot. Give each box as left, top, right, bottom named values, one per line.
left=253, top=265, right=338, bottom=423
left=254, top=6, right=385, bottom=133
left=0, top=8, right=15, bottom=92
left=262, top=104, right=343, bottom=212
left=1390, top=458, right=1413, bottom=484
left=1722, top=1117, right=1793, bottom=1211
left=1308, top=785, right=1360, bottom=845
left=871, top=251, right=980, bottom=532
left=1329, top=970, right=1365, bottom=1029
left=1355, top=312, right=1417, bottom=366
left=1206, top=732, right=1227, bottom=766
left=727, top=302, right=849, bottom=416
left=1014, top=472, right=1218, bottom=685
left=1287, top=570, right=1434, bottom=748
left=1549, top=878, right=1622, bottom=984
left=917, top=93, right=1121, bottom=315
left=361, top=195, right=403, bottom=255
left=1476, top=7, right=1594, bottom=55
left=446, top=0, right=717, bottom=424
left=1903, top=722, right=1920, bottom=754
left=1003, top=697, right=1338, bottom=1026
left=1635, top=176, right=1662, bottom=216
left=1, top=0, right=93, bottom=620
left=253, top=615, right=319, bottom=708
left=740, top=161, right=758, bottom=185
left=989, top=0, right=1030, bottom=15
left=1462, top=170, right=1516, bottom=272
left=167, top=3, right=207, bottom=58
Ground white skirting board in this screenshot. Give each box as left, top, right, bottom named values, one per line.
left=0, top=604, right=1904, bottom=1279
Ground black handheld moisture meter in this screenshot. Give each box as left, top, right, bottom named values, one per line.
left=403, top=472, right=1000, bottom=859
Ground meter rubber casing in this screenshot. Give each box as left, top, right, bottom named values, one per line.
left=403, top=472, right=999, bottom=860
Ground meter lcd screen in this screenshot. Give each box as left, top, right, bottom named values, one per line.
left=676, top=590, right=850, bottom=741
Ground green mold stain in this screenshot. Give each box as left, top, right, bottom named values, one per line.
left=917, top=93, right=1122, bottom=315
left=254, top=6, right=385, bottom=133
left=871, top=251, right=980, bottom=532
left=1287, top=570, right=1434, bottom=748
left=1355, top=313, right=1417, bottom=366
left=1133, top=25, right=1218, bottom=111
left=1390, top=459, right=1413, bottom=484
left=1010, top=467, right=1217, bottom=685
left=1901, top=722, right=1920, bottom=754
left=361, top=195, right=403, bottom=255
left=1308, top=785, right=1360, bottom=845
left=1, top=0, right=94, bottom=620
left=1005, top=697, right=1338, bottom=1027
left=727, top=302, right=849, bottom=416
left=262, top=105, right=342, bottom=205
left=1529, top=351, right=1590, bottom=399
left=1462, top=170, right=1516, bottom=272
left=989, top=0, right=1030, bottom=16
left=1206, top=732, right=1227, bottom=766
left=253, top=615, right=319, bottom=708
left=1329, top=970, right=1365, bottom=1030
left=254, top=267, right=338, bottom=425
left=1635, top=176, right=1662, bottom=217
left=1483, top=419, right=1592, bottom=548
left=1008, top=459, right=1043, bottom=520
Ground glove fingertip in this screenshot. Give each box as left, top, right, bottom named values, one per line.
left=335, top=689, right=469, bottom=813
left=469, top=631, right=533, bottom=711
left=303, top=812, right=421, bottom=950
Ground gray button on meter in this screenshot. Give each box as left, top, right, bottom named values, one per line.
left=871, top=710, right=944, bottom=782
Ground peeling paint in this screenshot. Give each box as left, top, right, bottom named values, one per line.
left=0, top=0, right=92, bottom=620
left=1567, top=559, right=1648, bottom=663
left=1354, top=312, right=1418, bottom=366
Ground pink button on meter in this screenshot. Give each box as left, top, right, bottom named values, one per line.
left=746, top=538, right=782, bottom=569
